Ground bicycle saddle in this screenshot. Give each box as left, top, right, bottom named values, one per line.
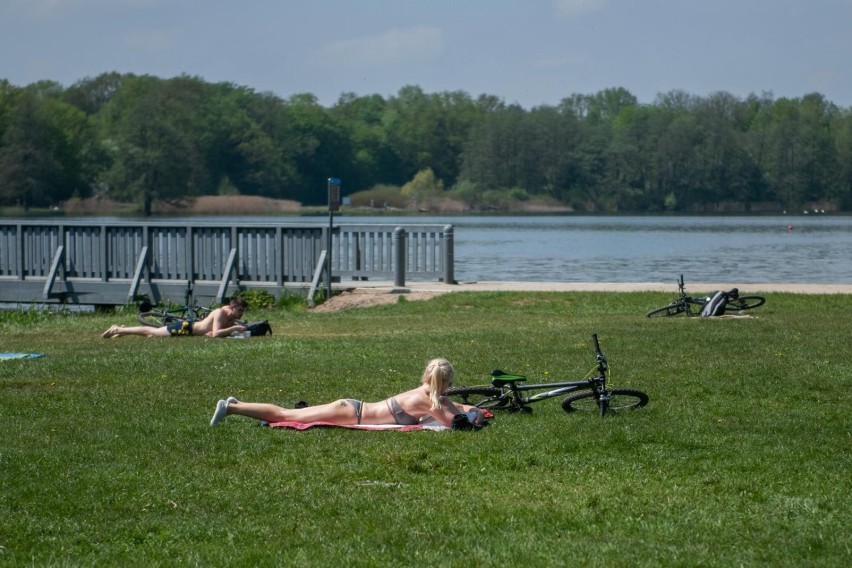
left=490, top=369, right=527, bottom=383
left=727, top=288, right=739, bottom=298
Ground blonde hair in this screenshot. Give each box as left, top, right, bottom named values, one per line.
left=423, top=358, right=455, bottom=410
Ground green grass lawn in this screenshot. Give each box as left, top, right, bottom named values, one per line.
left=1, top=292, right=849, bottom=566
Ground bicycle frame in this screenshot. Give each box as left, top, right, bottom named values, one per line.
left=489, top=375, right=606, bottom=410
left=674, top=274, right=708, bottom=316
left=165, top=304, right=212, bottom=321
left=484, top=334, right=609, bottom=411
left=646, top=275, right=708, bottom=317
left=137, top=303, right=219, bottom=328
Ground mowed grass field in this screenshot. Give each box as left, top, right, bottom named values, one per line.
left=1, top=292, right=849, bottom=566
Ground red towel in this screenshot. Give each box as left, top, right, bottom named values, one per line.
left=268, top=421, right=447, bottom=431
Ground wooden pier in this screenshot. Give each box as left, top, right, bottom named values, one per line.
left=0, top=220, right=454, bottom=307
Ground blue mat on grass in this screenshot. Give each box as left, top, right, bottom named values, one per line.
left=0, top=353, right=44, bottom=361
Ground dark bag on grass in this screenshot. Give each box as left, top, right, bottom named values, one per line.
left=700, top=291, right=727, bottom=317
left=451, top=412, right=487, bottom=431
left=244, top=320, right=272, bottom=336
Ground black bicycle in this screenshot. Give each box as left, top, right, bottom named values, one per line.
left=138, top=303, right=245, bottom=327
left=445, top=334, right=648, bottom=418
left=645, top=275, right=765, bottom=318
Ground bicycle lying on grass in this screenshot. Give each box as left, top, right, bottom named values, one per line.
left=645, top=274, right=765, bottom=318
left=138, top=303, right=246, bottom=327
left=445, top=334, right=648, bottom=418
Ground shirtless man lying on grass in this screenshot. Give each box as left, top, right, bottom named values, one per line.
left=102, top=297, right=247, bottom=339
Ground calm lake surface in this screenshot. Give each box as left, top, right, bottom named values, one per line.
left=99, top=214, right=852, bottom=284
left=332, top=215, right=852, bottom=284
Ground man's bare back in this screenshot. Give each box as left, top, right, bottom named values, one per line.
left=190, top=305, right=244, bottom=337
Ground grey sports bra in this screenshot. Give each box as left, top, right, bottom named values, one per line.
left=386, top=396, right=419, bottom=425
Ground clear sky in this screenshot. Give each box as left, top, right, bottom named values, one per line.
left=2, top=0, right=850, bottom=109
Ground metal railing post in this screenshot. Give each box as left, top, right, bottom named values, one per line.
left=393, top=227, right=406, bottom=287
left=443, top=224, right=455, bottom=284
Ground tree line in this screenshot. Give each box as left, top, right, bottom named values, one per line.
left=1, top=72, right=851, bottom=214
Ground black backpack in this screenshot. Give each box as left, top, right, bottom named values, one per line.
left=700, top=291, right=728, bottom=317
left=244, top=320, right=273, bottom=336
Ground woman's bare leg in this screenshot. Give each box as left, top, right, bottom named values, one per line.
left=225, top=400, right=358, bottom=424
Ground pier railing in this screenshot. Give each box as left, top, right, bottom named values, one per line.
left=0, top=220, right=454, bottom=307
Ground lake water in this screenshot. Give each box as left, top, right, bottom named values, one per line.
left=92, top=214, right=852, bottom=284
left=331, top=215, right=852, bottom=284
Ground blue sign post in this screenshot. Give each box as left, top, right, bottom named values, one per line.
left=328, top=178, right=341, bottom=212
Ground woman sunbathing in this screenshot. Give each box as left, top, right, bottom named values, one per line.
left=210, top=358, right=485, bottom=428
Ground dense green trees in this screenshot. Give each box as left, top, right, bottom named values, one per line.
left=0, top=72, right=850, bottom=213
left=0, top=81, right=93, bottom=208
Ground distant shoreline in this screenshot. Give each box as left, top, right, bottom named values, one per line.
left=5, top=195, right=845, bottom=218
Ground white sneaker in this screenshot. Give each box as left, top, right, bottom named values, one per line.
left=210, top=399, right=229, bottom=426
left=101, top=325, right=119, bottom=339
left=226, top=396, right=240, bottom=404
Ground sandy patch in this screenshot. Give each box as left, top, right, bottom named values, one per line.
left=311, top=289, right=447, bottom=312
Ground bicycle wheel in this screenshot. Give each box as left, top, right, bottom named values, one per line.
left=646, top=303, right=686, bottom=317
left=561, top=388, right=649, bottom=414
left=444, top=386, right=506, bottom=409
left=138, top=311, right=182, bottom=327
left=725, top=295, right=765, bottom=311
